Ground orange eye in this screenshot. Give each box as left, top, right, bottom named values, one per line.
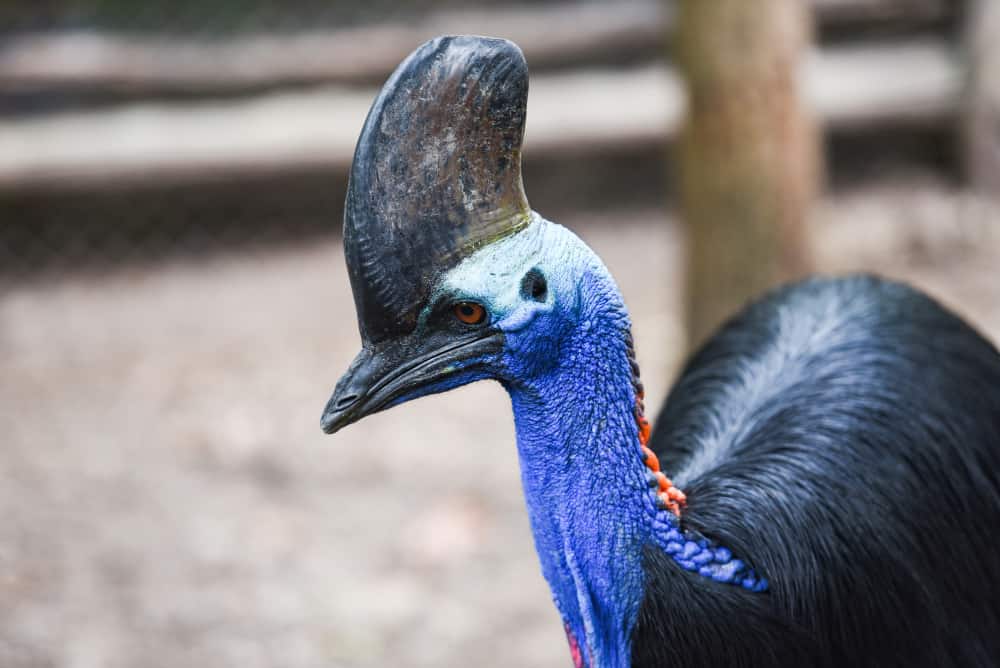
left=453, top=302, right=486, bottom=325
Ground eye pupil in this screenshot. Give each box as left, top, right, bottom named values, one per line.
left=454, top=302, right=486, bottom=325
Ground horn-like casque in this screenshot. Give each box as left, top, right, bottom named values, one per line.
left=343, top=35, right=532, bottom=344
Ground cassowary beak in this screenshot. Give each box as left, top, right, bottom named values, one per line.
left=320, top=330, right=505, bottom=434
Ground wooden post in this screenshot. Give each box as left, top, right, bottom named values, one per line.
left=962, top=0, right=1000, bottom=197
left=676, top=0, right=819, bottom=346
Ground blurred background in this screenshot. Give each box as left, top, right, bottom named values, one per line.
left=1, top=1, right=999, bottom=666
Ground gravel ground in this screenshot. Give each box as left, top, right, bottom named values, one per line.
left=1, top=182, right=998, bottom=668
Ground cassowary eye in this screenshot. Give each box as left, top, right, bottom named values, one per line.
left=521, top=268, right=548, bottom=302
left=453, top=302, right=487, bottom=325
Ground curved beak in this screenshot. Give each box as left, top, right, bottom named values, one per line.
left=320, top=330, right=504, bottom=434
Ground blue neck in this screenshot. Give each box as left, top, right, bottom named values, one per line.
left=465, top=221, right=768, bottom=665
left=498, top=261, right=768, bottom=666
left=502, top=269, right=657, bottom=668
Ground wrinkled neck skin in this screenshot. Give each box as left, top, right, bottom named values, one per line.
left=447, top=218, right=665, bottom=667
left=505, top=296, right=653, bottom=668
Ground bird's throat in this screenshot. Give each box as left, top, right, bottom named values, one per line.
left=505, top=318, right=667, bottom=668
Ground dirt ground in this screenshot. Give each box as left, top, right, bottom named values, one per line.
left=2, top=181, right=999, bottom=668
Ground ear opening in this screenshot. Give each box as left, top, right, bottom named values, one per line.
left=521, top=268, right=548, bottom=302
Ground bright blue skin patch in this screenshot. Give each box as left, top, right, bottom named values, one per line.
left=408, top=216, right=766, bottom=666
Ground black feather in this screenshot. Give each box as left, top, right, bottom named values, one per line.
left=635, top=275, right=1000, bottom=667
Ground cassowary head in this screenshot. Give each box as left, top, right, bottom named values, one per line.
left=321, top=35, right=613, bottom=434
left=320, top=37, right=765, bottom=667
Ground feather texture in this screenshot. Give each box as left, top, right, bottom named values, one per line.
left=635, top=276, right=1000, bottom=667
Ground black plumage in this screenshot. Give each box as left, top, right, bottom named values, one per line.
left=635, top=275, right=1000, bottom=667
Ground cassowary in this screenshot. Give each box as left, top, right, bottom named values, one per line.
left=320, top=36, right=1000, bottom=667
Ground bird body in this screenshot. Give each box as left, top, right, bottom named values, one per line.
left=321, top=36, right=1000, bottom=667
left=637, top=275, right=1000, bottom=667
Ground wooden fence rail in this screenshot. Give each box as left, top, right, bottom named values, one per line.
left=0, top=40, right=960, bottom=192
left=0, top=0, right=952, bottom=95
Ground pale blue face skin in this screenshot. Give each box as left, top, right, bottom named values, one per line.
left=439, top=214, right=562, bottom=329
left=435, top=215, right=603, bottom=384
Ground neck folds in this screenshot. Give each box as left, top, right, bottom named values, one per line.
left=504, top=317, right=663, bottom=668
